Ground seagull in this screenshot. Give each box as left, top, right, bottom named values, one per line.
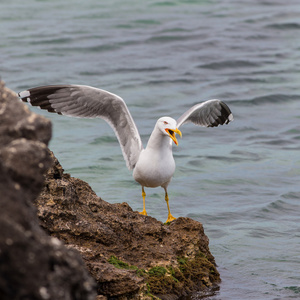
left=19, top=85, right=233, bottom=223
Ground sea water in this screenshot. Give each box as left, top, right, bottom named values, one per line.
left=1, top=0, right=300, bottom=299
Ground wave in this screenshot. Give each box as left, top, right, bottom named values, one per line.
left=146, top=34, right=196, bottom=43
left=281, top=192, right=300, bottom=200
left=30, top=37, right=73, bottom=45
left=230, top=94, right=300, bottom=106
left=260, top=199, right=299, bottom=218
left=266, top=23, right=300, bottom=30
left=49, top=44, right=120, bottom=54
left=196, top=151, right=263, bottom=164
left=198, top=60, right=259, bottom=70
left=115, top=66, right=170, bottom=73
left=90, top=136, right=118, bottom=145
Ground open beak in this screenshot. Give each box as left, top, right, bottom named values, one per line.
left=165, top=128, right=182, bottom=145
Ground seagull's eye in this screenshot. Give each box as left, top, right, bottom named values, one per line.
left=163, top=121, right=168, bottom=125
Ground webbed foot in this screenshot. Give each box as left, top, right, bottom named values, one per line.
left=139, top=209, right=147, bottom=216
left=165, top=214, right=176, bottom=223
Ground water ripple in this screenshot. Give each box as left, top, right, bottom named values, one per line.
left=198, top=60, right=259, bottom=70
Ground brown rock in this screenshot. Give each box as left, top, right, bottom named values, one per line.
left=0, top=79, right=220, bottom=299
left=36, top=151, right=220, bottom=299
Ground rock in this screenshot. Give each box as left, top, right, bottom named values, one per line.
left=36, top=153, right=220, bottom=299
left=0, top=79, right=220, bottom=300
left=0, top=80, right=96, bottom=300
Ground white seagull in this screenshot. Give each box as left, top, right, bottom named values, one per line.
left=19, top=85, right=233, bottom=223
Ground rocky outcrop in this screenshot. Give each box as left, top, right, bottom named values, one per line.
left=36, top=153, right=220, bottom=299
left=0, top=80, right=96, bottom=300
left=0, top=80, right=220, bottom=300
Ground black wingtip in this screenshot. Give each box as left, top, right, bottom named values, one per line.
left=18, top=85, right=70, bottom=113
left=208, top=102, right=233, bottom=127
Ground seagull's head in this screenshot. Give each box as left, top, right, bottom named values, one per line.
left=157, top=117, right=182, bottom=146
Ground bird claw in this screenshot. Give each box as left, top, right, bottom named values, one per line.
left=139, top=210, right=147, bottom=216
left=165, top=214, right=176, bottom=223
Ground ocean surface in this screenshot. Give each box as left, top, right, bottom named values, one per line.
left=1, top=0, right=300, bottom=299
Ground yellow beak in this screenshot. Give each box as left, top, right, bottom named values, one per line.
left=165, top=128, right=182, bottom=145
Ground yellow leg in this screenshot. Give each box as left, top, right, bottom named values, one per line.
left=165, top=191, right=176, bottom=223
left=139, top=187, right=147, bottom=216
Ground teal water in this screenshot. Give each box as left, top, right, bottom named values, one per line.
left=1, top=0, right=300, bottom=299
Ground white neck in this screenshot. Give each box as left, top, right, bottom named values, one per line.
left=146, top=125, right=173, bottom=152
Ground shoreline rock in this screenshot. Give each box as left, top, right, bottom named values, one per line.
left=0, top=80, right=96, bottom=300
left=0, top=80, right=220, bottom=299
left=36, top=146, right=220, bottom=299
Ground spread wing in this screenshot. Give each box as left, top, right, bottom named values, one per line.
left=19, top=85, right=143, bottom=170
left=177, top=99, right=233, bottom=128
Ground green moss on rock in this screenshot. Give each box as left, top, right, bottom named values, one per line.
left=107, top=252, right=220, bottom=298
left=108, top=255, right=137, bottom=270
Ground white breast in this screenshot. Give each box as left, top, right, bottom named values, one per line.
left=133, top=147, right=175, bottom=188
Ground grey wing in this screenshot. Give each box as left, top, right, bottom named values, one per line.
left=176, top=99, right=233, bottom=128
left=19, top=85, right=143, bottom=170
